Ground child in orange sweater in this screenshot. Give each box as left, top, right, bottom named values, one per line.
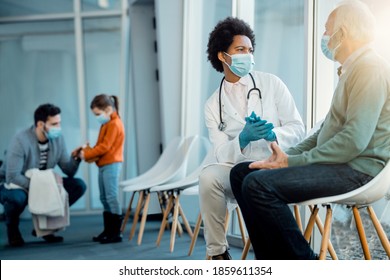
left=80, top=94, right=125, bottom=244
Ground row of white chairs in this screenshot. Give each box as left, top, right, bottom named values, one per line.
left=119, top=135, right=213, bottom=252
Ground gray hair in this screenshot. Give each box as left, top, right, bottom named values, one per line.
left=333, top=0, right=376, bottom=43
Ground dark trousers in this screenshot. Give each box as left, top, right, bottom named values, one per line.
left=229, top=162, right=372, bottom=260
left=0, top=177, right=86, bottom=226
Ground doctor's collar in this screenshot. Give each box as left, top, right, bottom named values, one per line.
left=223, top=74, right=251, bottom=87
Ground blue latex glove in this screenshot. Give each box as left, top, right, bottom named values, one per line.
left=247, top=111, right=277, bottom=142
left=264, top=130, right=277, bottom=142
left=239, top=112, right=274, bottom=149
left=245, top=111, right=261, bottom=124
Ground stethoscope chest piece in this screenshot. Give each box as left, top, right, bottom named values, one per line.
left=218, top=122, right=227, bottom=131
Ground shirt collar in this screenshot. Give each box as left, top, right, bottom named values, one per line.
left=223, top=74, right=251, bottom=94
left=341, top=44, right=371, bottom=75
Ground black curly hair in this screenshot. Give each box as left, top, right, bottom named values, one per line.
left=207, top=17, right=255, bottom=73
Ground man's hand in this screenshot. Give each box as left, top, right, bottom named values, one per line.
left=71, top=146, right=82, bottom=159
left=249, top=142, right=288, bottom=170
left=80, top=150, right=85, bottom=160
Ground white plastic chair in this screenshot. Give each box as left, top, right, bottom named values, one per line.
left=120, top=136, right=184, bottom=188
left=121, top=135, right=200, bottom=245
left=119, top=136, right=184, bottom=233
left=150, top=142, right=213, bottom=252
left=294, top=120, right=389, bottom=260
left=296, top=161, right=390, bottom=260
left=151, top=146, right=214, bottom=194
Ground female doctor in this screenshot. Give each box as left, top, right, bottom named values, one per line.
left=199, top=17, right=305, bottom=260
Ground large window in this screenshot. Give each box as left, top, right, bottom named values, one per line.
left=0, top=0, right=73, bottom=16
left=253, top=0, right=306, bottom=121
left=0, top=0, right=129, bottom=213
left=0, top=20, right=84, bottom=210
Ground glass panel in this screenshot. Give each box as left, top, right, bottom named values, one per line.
left=365, top=0, right=390, bottom=66
left=0, top=0, right=73, bottom=17
left=83, top=17, right=122, bottom=210
left=253, top=0, right=306, bottom=121
left=368, top=0, right=390, bottom=251
left=0, top=20, right=86, bottom=210
left=199, top=0, right=232, bottom=137
left=230, top=0, right=306, bottom=238
left=82, top=0, right=121, bottom=12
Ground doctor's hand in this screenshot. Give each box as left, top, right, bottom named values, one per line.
left=245, top=111, right=261, bottom=124
left=264, top=130, right=277, bottom=142
left=246, top=112, right=277, bottom=142
left=239, top=117, right=274, bottom=149
left=249, top=142, right=288, bottom=170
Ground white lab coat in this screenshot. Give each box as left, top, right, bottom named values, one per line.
left=204, top=71, right=305, bottom=166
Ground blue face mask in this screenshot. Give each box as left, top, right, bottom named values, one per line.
left=224, top=52, right=254, bottom=77
left=321, top=30, right=341, bottom=61
left=44, top=126, right=61, bottom=140
left=96, top=113, right=110, bottom=125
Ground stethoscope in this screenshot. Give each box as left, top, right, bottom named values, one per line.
left=218, top=72, right=262, bottom=131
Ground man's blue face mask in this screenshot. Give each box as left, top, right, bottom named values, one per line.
left=321, top=29, right=341, bottom=61
left=44, top=125, right=61, bottom=140
left=223, top=52, right=255, bottom=77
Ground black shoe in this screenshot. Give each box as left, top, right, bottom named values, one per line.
left=42, top=234, right=64, bottom=243
left=7, top=225, right=25, bottom=247
left=32, top=230, right=64, bottom=243
left=99, top=235, right=122, bottom=244
left=211, top=250, right=232, bottom=260
left=92, top=231, right=107, bottom=242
